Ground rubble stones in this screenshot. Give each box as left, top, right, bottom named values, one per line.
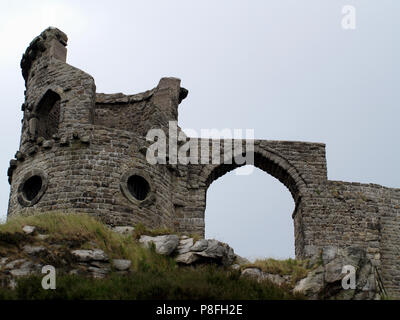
left=293, top=266, right=325, bottom=298
left=71, top=249, right=109, bottom=262
left=23, top=245, right=46, bottom=255
left=175, top=252, right=200, bottom=264
left=175, top=239, right=235, bottom=266
left=112, top=259, right=131, bottom=271
left=139, top=235, right=179, bottom=255
left=112, top=226, right=135, bottom=235
left=177, top=238, right=194, bottom=254
left=0, top=226, right=382, bottom=300
left=22, top=225, right=36, bottom=234
left=293, top=246, right=379, bottom=300
left=241, top=268, right=262, bottom=279
left=190, top=239, right=208, bottom=252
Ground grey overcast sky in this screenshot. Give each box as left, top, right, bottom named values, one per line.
left=0, top=1, right=399, bottom=260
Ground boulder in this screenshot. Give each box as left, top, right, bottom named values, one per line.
left=4, top=259, right=27, bottom=270
left=293, top=266, right=325, bottom=299
left=37, top=234, right=49, bottom=240
left=263, top=273, right=286, bottom=287
left=88, top=266, right=110, bottom=279
left=22, top=225, right=35, bottom=234
left=176, top=252, right=200, bottom=264
left=112, top=259, right=131, bottom=271
left=174, top=239, right=235, bottom=266
left=324, top=259, right=346, bottom=283
left=294, top=246, right=378, bottom=300
left=71, top=249, right=109, bottom=262
left=10, top=269, right=32, bottom=277
left=23, top=245, right=46, bottom=255
left=113, top=226, right=135, bottom=235
left=241, top=268, right=262, bottom=279
left=9, top=261, right=37, bottom=277
left=196, top=240, right=235, bottom=266
left=190, top=239, right=208, bottom=252
left=177, top=238, right=194, bottom=254
left=139, top=235, right=179, bottom=255
left=241, top=269, right=289, bottom=287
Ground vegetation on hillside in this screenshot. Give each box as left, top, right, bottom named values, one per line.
left=242, top=258, right=312, bottom=286
left=0, top=212, right=305, bottom=300
left=0, top=266, right=304, bottom=300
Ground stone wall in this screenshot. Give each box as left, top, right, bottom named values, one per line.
left=6, top=28, right=400, bottom=298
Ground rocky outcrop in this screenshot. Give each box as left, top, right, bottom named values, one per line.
left=293, top=247, right=381, bottom=300
left=0, top=228, right=130, bottom=287
left=175, top=239, right=235, bottom=266
left=139, top=235, right=180, bottom=255
left=240, top=267, right=291, bottom=288
left=112, top=259, right=131, bottom=271
left=0, top=223, right=385, bottom=300
left=239, top=247, right=385, bottom=300
left=0, top=225, right=238, bottom=290
left=71, top=249, right=109, bottom=262
left=112, top=226, right=135, bottom=235
left=138, top=235, right=235, bottom=266
left=22, top=225, right=36, bottom=235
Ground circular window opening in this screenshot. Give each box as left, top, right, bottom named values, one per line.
left=22, top=175, right=43, bottom=201
left=127, top=175, right=150, bottom=201
left=17, top=170, right=48, bottom=207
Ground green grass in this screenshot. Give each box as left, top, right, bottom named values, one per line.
left=0, top=212, right=175, bottom=271
left=133, top=223, right=202, bottom=242
left=132, top=222, right=175, bottom=239
left=0, top=266, right=304, bottom=300
left=242, top=258, right=311, bottom=286
left=0, top=212, right=305, bottom=300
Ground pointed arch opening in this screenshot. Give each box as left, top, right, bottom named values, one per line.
left=205, top=165, right=295, bottom=259
left=35, top=90, right=61, bottom=140
left=202, top=150, right=307, bottom=260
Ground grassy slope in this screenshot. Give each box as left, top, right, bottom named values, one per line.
left=0, top=213, right=304, bottom=300
left=241, top=258, right=311, bottom=286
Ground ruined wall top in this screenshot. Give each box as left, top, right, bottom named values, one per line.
left=20, top=27, right=68, bottom=82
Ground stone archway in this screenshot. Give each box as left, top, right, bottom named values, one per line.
left=198, top=146, right=309, bottom=257
left=202, top=148, right=308, bottom=214
left=205, top=164, right=297, bottom=258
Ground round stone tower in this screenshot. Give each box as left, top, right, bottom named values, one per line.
left=7, top=27, right=189, bottom=229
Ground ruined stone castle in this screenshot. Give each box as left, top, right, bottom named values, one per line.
left=6, top=28, right=400, bottom=296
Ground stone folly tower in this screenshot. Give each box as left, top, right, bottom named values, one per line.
left=7, top=27, right=189, bottom=230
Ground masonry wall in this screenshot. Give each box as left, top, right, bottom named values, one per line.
left=93, top=77, right=185, bottom=138
left=8, top=124, right=180, bottom=228
left=173, top=139, right=326, bottom=258
left=8, top=28, right=183, bottom=231
left=297, top=181, right=400, bottom=296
